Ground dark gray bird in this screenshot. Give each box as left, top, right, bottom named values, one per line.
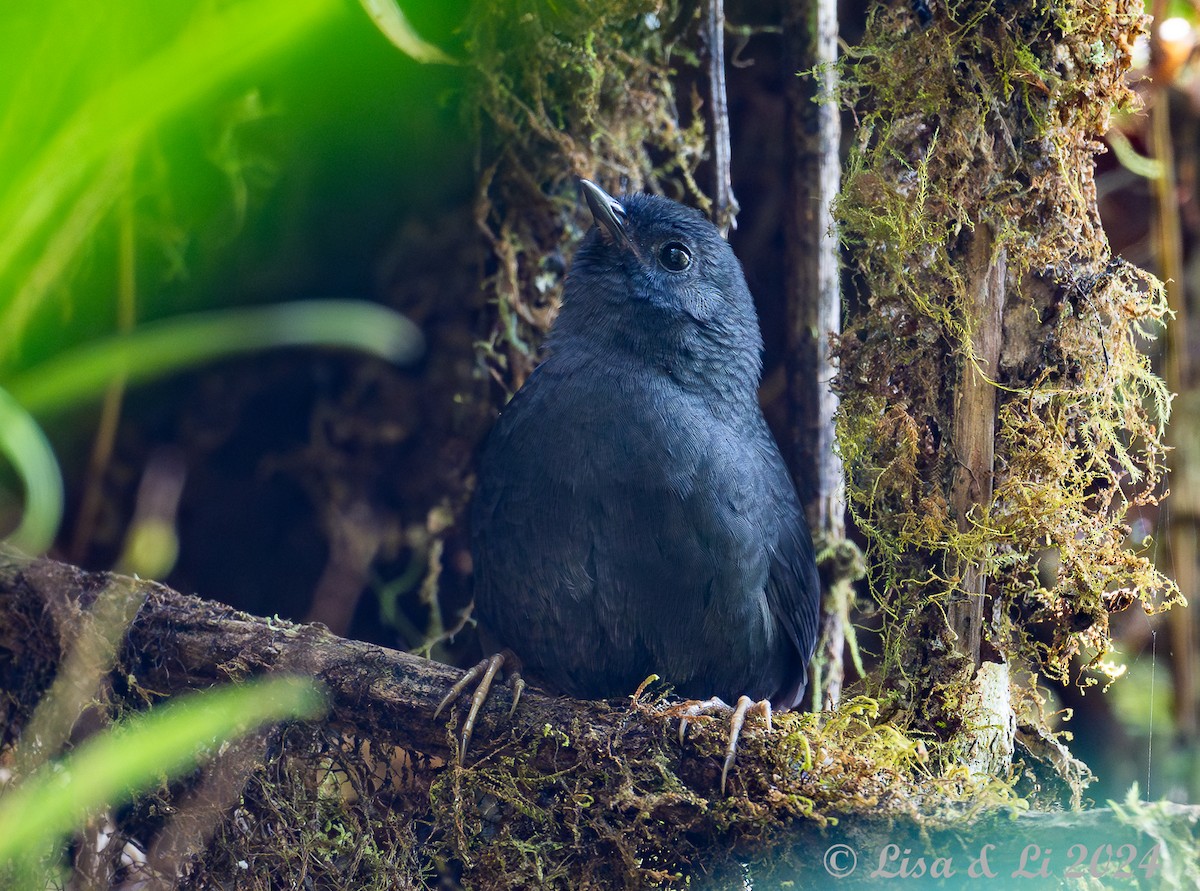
left=439, top=179, right=820, bottom=791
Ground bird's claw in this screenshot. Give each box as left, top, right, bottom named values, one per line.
left=676, top=696, right=726, bottom=747
left=434, top=652, right=524, bottom=764
left=674, top=695, right=772, bottom=795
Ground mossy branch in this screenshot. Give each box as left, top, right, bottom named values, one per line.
left=3, top=548, right=1150, bottom=889
left=6, top=550, right=1200, bottom=887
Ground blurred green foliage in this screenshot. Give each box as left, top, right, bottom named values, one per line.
left=0, top=675, right=326, bottom=886
left=0, top=0, right=465, bottom=554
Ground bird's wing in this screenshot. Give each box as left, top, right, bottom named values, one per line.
left=762, top=446, right=822, bottom=710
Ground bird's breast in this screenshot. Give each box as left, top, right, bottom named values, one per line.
left=472, top=356, right=791, bottom=702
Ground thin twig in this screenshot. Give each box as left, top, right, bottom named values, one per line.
left=705, top=0, right=738, bottom=235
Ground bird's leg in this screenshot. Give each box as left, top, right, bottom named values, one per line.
left=674, top=695, right=773, bottom=795
left=722, top=696, right=772, bottom=794
left=434, top=650, right=525, bottom=763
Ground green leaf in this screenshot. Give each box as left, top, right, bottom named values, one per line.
left=358, top=0, right=458, bottom=64
left=0, top=676, right=327, bottom=864
left=0, top=385, right=63, bottom=555
left=6, top=299, right=424, bottom=416
left=0, top=0, right=343, bottom=355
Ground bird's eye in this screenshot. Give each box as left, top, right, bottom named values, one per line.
left=658, top=241, right=692, bottom=272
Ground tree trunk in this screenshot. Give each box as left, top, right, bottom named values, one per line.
left=784, top=0, right=849, bottom=711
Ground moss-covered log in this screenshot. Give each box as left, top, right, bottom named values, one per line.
left=3, top=549, right=1200, bottom=888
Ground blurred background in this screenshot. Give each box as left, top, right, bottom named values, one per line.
left=2, top=0, right=1198, bottom=805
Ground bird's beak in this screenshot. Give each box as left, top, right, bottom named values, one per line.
left=579, top=178, right=629, bottom=247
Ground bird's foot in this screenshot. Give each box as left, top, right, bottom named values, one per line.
left=673, top=695, right=773, bottom=795
left=434, top=651, right=525, bottom=764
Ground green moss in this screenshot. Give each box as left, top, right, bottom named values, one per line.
left=464, top=0, right=709, bottom=392
left=421, top=692, right=1035, bottom=888
left=833, top=0, right=1179, bottom=783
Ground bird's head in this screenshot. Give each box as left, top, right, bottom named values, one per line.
left=549, top=179, right=764, bottom=399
